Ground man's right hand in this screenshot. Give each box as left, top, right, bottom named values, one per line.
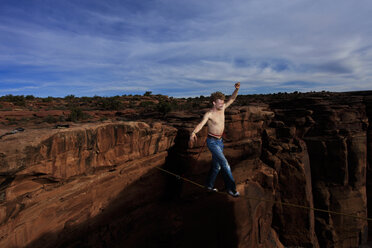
left=189, top=132, right=197, bottom=147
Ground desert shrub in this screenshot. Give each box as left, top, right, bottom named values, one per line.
left=139, top=101, right=155, bottom=108
left=96, top=97, right=123, bottom=110
left=51, top=105, right=68, bottom=110
left=44, top=115, right=58, bottom=123
left=128, top=100, right=137, bottom=108
left=42, top=96, right=54, bottom=102
left=25, top=95, right=35, bottom=100
left=5, top=117, right=18, bottom=125
left=1, top=94, right=19, bottom=101
left=132, top=95, right=141, bottom=101
left=143, top=91, right=152, bottom=96
left=80, top=97, right=93, bottom=103
left=67, top=107, right=90, bottom=122
left=19, top=117, right=29, bottom=122
left=59, top=116, right=66, bottom=122
left=156, top=101, right=173, bottom=114
left=64, top=95, right=75, bottom=101
left=1, top=94, right=26, bottom=106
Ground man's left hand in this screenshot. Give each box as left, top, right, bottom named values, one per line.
left=235, top=82, right=240, bottom=89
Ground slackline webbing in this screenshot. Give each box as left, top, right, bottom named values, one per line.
left=155, top=166, right=372, bottom=222
left=155, top=136, right=372, bottom=223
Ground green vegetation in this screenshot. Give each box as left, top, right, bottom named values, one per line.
left=0, top=94, right=26, bottom=106
left=25, top=95, right=35, bottom=100
left=96, top=97, right=123, bottom=110
left=42, top=96, right=54, bottom=102
left=41, top=115, right=65, bottom=124
left=139, top=101, right=155, bottom=108
left=156, top=101, right=174, bottom=114
left=64, top=95, right=76, bottom=101
left=80, top=96, right=93, bottom=103
left=143, top=91, right=152, bottom=96
left=0, top=91, right=343, bottom=127
left=5, top=117, right=18, bottom=125
left=44, top=115, right=58, bottom=123
left=67, top=107, right=90, bottom=122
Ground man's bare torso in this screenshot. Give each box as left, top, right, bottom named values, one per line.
left=207, top=106, right=225, bottom=136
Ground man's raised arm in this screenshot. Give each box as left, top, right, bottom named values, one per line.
left=225, top=82, right=240, bottom=108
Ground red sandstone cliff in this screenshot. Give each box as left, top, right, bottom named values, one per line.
left=268, top=94, right=369, bottom=247
left=0, top=92, right=371, bottom=247
left=0, top=122, right=177, bottom=247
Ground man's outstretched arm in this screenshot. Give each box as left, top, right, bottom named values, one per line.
left=225, top=82, right=240, bottom=108
left=189, top=112, right=210, bottom=146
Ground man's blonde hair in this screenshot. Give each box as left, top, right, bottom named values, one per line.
left=210, top=91, right=225, bottom=104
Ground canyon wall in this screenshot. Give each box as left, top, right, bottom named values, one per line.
left=0, top=92, right=371, bottom=247
left=268, top=93, right=370, bottom=247
left=0, top=122, right=177, bottom=247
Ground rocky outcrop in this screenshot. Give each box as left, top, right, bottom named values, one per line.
left=163, top=106, right=286, bottom=247
left=162, top=104, right=320, bottom=247
left=163, top=93, right=371, bottom=247
left=365, top=95, right=372, bottom=243
left=0, top=122, right=177, bottom=247
left=0, top=122, right=175, bottom=179
left=268, top=93, right=370, bottom=247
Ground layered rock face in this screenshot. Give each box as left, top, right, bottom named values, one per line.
left=0, top=92, right=371, bottom=247
left=268, top=94, right=369, bottom=247
left=162, top=93, right=371, bottom=247
left=164, top=106, right=286, bottom=247
left=0, top=122, right=177, bottom=247
left=364, top=94, right=372, bottom=245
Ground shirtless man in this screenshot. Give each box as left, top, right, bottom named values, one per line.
left=189, top=82, right=240, bottom=197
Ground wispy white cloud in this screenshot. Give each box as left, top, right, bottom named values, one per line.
left=0, top=0, right=371, bottom=97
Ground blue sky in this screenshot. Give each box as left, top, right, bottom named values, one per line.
left=0, top=0, right=372, bottom=97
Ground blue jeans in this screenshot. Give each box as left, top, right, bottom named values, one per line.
left=206, top=137, right=237, bottom=191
